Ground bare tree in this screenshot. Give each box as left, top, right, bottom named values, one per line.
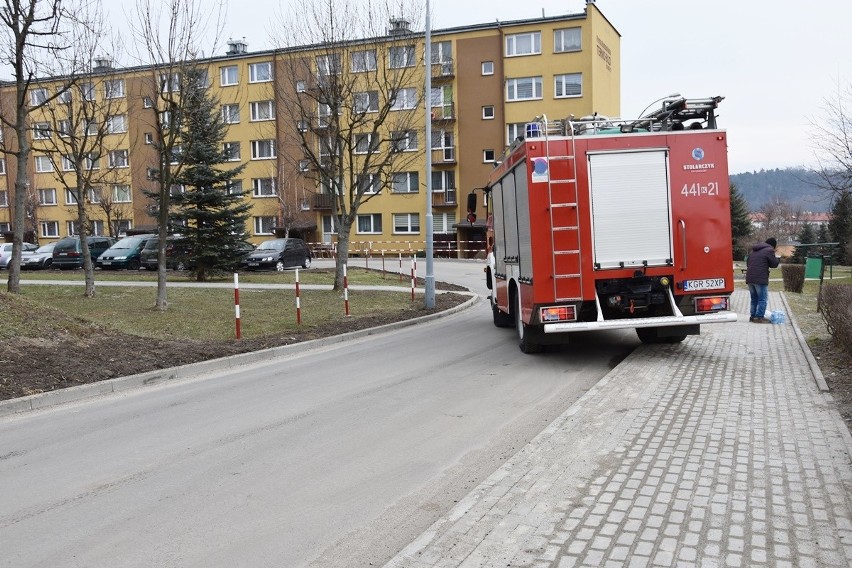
left=810, top=80, right=852, bottom=197
left=755, top=198, right=799, bottom=245
left=274, top=0, right=425, bottom=289
left=0, top=0, right=67, bottom=293
left=129, top=0, right=223, bottom=309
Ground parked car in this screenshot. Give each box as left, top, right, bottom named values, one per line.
left=51, top=236, right=116, bottom=270
left=0, top=242, right=39, bottom=269
left=241, top=238, right=312, bottom=271
left=20, top=243, right=57, bottom=270
left=96, top=234, right=156, bottom=270
left=140, top=237, right=254, bottom=272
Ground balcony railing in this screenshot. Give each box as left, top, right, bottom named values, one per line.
left=431, top=103, right=455, bottom=122
left=432, top=189, right=457, bottom=207
left=431, top=146, right=456, bottom=164
left=313, top=193, right=333, bottom=209
left=431, top=60, right=454, bottom=80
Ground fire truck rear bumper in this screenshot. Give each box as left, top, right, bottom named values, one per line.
left=543, top=312, right=738, bottom=334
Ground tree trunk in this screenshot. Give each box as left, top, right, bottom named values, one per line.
left=333, top=220, right=354, bottom=291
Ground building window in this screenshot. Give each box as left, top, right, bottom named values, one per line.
left=393, top=213, right=420, bottom=234
left=389, top=45, right=415, bottom=68
left=85, top=153, right=100, bottom=170
left=0, top=190, right=7, bottom=207
left=40, top=221, right=59, bottom=237
left=58, top=119, right=71, bottom=137
left=61, top=155, right=75, bottom=171
left=390, top=87, right=417, bottom=110
left=57, top=87, right=72, bottom=104
left=91, top=219, right=105, bottom=236
left=507, top=122, right=526, bottom=145
left=225, top=179, right=243, bottom=195
left=106, top=114, right=127, bottom=134
left=354, top=133, right=378, bottom=154
left=316, top=54, right=342, bottom=77
left=220, top=64, right=239, bottom=86
left=38, top=188, right=57, bottom=205
left=115, top=219, right=132, bottom=235
left=506, top=76, right=542, bottom=101
left=249, top=100, right=275, bottom=121
left=296, top=80, right=306, bottom=93
left=252, top=178, right=276, bottom=197
left=30, top=88, right=48, bottom=106
left=299, top=159, right=310, bottom=172
left=505, top=31, right=541, bottom=56
left=0, top=158, right=5, bottom=174
left=32, top=122, right=51, bottom=139
left=88, top=187, right=102, bottom=203
left=432, top=170, right=456, bottom=191
left=482, top=61, right=494, bottom=75
left=84, top=119, right=98, bottom=135
left=482, top=105, right=495, bottom=119
left=144, top=132, right=154, bottom=144
left=80, top=82, right=95, bottom=101
left=223, top=142, right=241, bottom=161
left=249, top=61, right=273, bottom=83
left=483, top=149, right=496, bottom=163
left=354, top=91, right=379, bottom=113
left=35, top=155, right=53, bottom=172
left=250, top=139, right=276, bottom=159
left=112, top=184, right=131, bottom=202
left=65, top=188, right=79, bottom=205
left=160, top=73, right=180, bottom=92
left=392, top=172, right=419, bottom=193
left=254, top=216, right=275, bottom=235
left=357, top=173, right=380, bottom=194
left=143, top=96, right=153, bottom=108
left=108, top=149, right=129, bottom=168
left=297, top=119, right=309, bottom=132
left=351, top=49, right=377, bottom=72
left=391, top=130, right=417, bottom=152
left=221, top=104, right=240, bottom=124
left=554, top=73, right=582, bottom=98
left=104, top=79, right=125, bottom=99
left=554, top=27, right=582, bottom=53
left=357, top=213, right=382, bottom=234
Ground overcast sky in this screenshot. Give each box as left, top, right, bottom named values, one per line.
left=100, top=0, right=851, bottom=175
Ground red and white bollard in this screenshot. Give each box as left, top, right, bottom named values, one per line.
left=398, top=252, right=403, bottom=282
left=233, top=272, right=241, bottom=340
left=343, top=263, right=351, bottom=317
left=295, top=268, right=302, bottom=325
left=410, top=257, right=416, bottom=301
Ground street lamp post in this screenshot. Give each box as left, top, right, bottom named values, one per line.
left=424, top=0, right=435, bottom=308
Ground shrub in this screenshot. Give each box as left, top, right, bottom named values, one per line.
left=821, top=284, right=852, bottom=357
left=781, top=264, right=805, bottom=293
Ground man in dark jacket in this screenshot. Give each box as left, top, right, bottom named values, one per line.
left=745, top=237, right=780, bottom=323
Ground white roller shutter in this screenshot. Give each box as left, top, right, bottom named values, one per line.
left=589, top=150, right=672, bottom=269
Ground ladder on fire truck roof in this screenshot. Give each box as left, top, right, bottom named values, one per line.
left=528, top=114, right=583, bottom=302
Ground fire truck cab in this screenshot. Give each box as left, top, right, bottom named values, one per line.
left=483, top=96, right=737, bottom=353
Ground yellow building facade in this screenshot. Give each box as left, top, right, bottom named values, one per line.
left=0, top=2, right=620, bottom=257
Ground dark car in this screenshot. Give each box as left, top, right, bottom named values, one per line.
left=96, top=234, right=156, bottom=270
left=139, top=237, right=193, bottom=271
left=20, top=242, right=57, bottom=269
left=51, top=236, right=116, bottom=270
left=1, top=242, right=39, bottom=269
left=241, top=238, right=312, bottom=271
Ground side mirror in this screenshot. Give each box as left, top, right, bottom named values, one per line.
left=466, top=192, right=477, bottom=224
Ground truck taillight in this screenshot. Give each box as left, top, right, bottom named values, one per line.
left=540, top=305, right=576, bottom=322
left=695, top=296, right=729, bottom=313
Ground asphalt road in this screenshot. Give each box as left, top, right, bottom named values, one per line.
left=0, top=259, right=638, bottom=567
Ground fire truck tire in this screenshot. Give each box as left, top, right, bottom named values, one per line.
left=514, top=293, right=543, bottom=353
left=636, top=328, right=687, bottom=344
left=492, top=302, right=513, bottom=328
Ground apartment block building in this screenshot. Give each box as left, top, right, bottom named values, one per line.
left=0, top=1, right=620, bottom=257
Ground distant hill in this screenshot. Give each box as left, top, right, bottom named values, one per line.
left=730, top=168, right=832, bottom=212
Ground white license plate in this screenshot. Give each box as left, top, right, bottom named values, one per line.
left=684, top=278, right=725, bottom=291
left=101, top=261, right=111, bottom=265
left=248, top=262, right=259, bottom=266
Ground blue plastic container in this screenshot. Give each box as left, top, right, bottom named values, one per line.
left=769, top=311, right=786, bottom=324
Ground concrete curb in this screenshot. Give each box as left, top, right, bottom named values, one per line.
left=0, top=291, right=481, bottom=419
left=780, top=291, right=830, bottom=392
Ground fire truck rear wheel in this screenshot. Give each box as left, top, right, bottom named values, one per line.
left=514, top=293, right=543, bottom=354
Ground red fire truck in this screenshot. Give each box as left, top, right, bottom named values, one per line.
left=482, top=96, right=737, bottom=353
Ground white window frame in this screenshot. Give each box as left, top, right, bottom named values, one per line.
left=144, top=132, right=154, bottom=145
left=389, top=45, right=416, bottom=69
left=221, top=104, right=240, bottom=124
left=32, top=122, right=51, bottom=139
left=392, top=172, right=419, bottom=194
left=104, top=79, right=125, bottom=99
left=390, top=87, right=417, bottom=111
left=357, top=173, right=380, bottom=195
left=298, top=159, right=310, bottom=172
left=0, top=190, right=8, bottom=207
left=85, top=119, right=98, bottom=135
left=57, top=88, right=72, bottom=104
left=482, top=105, right=495, bottom=120
left=554, top=27, right=582, bottom=53
left=354, top=91, right=379, bottom=114
left=143, top=96, right=153, bottom=108
left=223, top=141, right=241, bottom=161
left=91, top=219, right=105, bottom=236
left=40, top=220, right=59, bottom=237
left=65, top=188, right=79, bottom=205
left=107, top=149, right=130, bottom=168
left=507, top=122, right=526, bottom=145
left=58, top=119, right=71, bottom=137
left=112, top=184, right=132, bottom=203
left=351, top=49, right=377, bottom=73
left=30, top=88, right=48, bottom=106
left=85, top=153, right=100, bottom=170
left=249, top=61, right=273, bottom=83
left=393, top=213, right=420, bottom=234
left=61, top=155, right=75, bottom=171
left=160, top=73, right=180, bottom=93
left=106, top=114, right=128, bottom=134
left=296, top=80, right=306, bottom=93
left=87, top=187, right=102, bottom=203
left=554, top=73, right=583, bottom=98
left=35, top=155, right=54, bottom=172
left=66, top=220, right=78, bottom=236
left=249, top=100, right=275, bottom=121
left=391, top=130, right=418, bottom=152
left=354, top=133, right=378, bottom=155
left=505, top=31, right=541, bottom=57
left=431, top=169, right=455, bottom=191
left=357, top=213, right=382, bottom=234
left=250, top=139, right=276, bottom=160
left=316, top=54, right=342, bottom=77
left=506, top=76, right=543, bottom=102
left=481, top=61, right=494, bottom=75
left=38, top=188, right=57, bottom=205
left=80, top=82, right=95, bottom=101
left=220, top=65, right=239, bottom=86
left=254, top=216, right=275, bottom=235
left=226, top=179, right=243, bottom=195
left=0, top=158, right=5, bottom=175
left=483, top=149, right=496, bottom=163
left=252, top=178, right=276, bottom=197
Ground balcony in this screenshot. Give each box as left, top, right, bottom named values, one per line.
left=431, top=60, right=454, bottom=81
left=431, top=189, right=457, bottom=207
left=431, top=146, right=456, bottom=165
left=313, top=193, right=333, bottom=209
left=431, top=103, right=455, bottom=122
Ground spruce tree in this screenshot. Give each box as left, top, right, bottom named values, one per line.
left=729, top=183, right=753, bottom=261
left=828, top=191, right=852, bottom=265
left=170, top=68, right=251, bottom=281
left=793, top=223, right=816, bottom=263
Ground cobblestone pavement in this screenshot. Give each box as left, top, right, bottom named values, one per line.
left=385, top=291, right=852, bottom=567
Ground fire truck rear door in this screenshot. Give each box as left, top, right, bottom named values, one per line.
left=588, top=150, right=673, bottom=270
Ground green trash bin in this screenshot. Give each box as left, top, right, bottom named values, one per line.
left=805, top=255, right=823, bottom=279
